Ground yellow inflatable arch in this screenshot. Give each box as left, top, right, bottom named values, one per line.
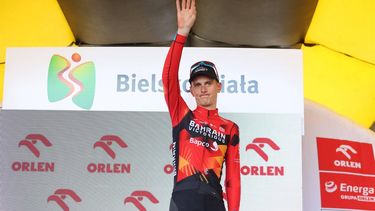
left=0, top=0, right=75, bottom=103
left=303, top=0, right=375, bottom=127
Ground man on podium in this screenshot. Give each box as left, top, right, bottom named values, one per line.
left=162, top=0, right=241, bottom=210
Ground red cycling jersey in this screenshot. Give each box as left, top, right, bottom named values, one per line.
left=162, top=34, right=241, bottom=211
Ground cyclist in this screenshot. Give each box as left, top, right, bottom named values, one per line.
left=162, top=0, right=241, bottom=211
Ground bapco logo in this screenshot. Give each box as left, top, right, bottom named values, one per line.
left=47, top=189, right=82, bottom=211
left=18, top=134, right=52, bottom=158
left=189, top=137, right=219, bottom=151
left=87, top=135, right=131, bottom=174
left=336, top=145, right=357, bottom=160
left=245, top=137, right=280, bottom=161
left=12, top=134, right=55, bottom=172
left=124, top=191, right=159, bottom=211
left=47, top=53, right=96, bottom=110
left=325, top=181, right=338, bottom=193
left=93, top=135, right=128, bottom=159
left=241, top=138, right=284, bottom=176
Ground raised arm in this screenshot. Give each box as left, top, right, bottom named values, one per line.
left=162, top=0, right=196, bottom=126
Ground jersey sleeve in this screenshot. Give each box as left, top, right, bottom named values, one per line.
left=225, top=123, right=241, bottom=211
left=162, top=34, right=190, bottom=127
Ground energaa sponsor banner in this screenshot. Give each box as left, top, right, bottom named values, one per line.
left=3, top=47, right=303, bottom=115
left=317, top=137, right=375, bottom=210
left=320, top=173, right=375, bottom=209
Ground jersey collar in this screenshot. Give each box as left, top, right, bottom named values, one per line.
left=194, top=106, right=219, bottom=119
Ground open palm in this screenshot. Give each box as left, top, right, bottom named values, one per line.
left=176, top=0, right=196, bottom=36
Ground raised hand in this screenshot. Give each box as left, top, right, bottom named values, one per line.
left=176, top=0, right=196, bottom=36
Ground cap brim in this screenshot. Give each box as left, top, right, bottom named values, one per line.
left=189, top=72, right=218, bottom=83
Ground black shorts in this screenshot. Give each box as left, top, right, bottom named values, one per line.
left=169, top=190, right=226, bottom=211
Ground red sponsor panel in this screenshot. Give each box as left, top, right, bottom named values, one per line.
left=320, top=172, right=375, bottom=210
left=317, top=138, right=375, bottom=174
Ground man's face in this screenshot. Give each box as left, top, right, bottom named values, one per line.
left=190, top=76, right=221, bottom=110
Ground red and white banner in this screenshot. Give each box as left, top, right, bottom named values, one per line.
left=1, top=47, right=303, bottom=211
left=317, top=137, right=375, bottom=211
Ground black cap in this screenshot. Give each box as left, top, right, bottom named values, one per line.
left=189, top=61, right=219, bottom=83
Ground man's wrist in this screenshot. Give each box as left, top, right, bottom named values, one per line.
left=174, top=33, right=187, bottom=44
left=177, top=28, right=190, bottom=36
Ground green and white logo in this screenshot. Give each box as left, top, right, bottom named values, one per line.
left=47, top=53, right=95, bottom=110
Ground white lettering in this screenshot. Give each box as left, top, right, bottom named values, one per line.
left=334, top=160, right=361, bottom=169
left=188, top=120, right=226, bottom=143
left=340, top=183, right=374, bottom=196
left=190, top=137, right=210, bottom=148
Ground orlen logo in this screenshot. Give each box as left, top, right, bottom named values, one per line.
left=241, top=138, right=284, bottom=176
left=334, top=145, right=361, bottom=169
left=18, top=134, right=52, bottom=158
left=325, top=181, right=338, bottom=193
left=93, top=135, right=128, bottom=159
left=164, top=144, right=174, bottom=175
left=336, top=145, right=357, bottom=159
left=12, top=134, right=55, bottom=172
left=47, top=189, right=82, bottom=211
left=245, top=137, right=280, bottom=161
left=47, top=53, right=95, bottom=110
left=124, top=191, right=159, bottom=211
left=87, top=135, right=131, bottom=174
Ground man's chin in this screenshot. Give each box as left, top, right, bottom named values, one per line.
left=198, top=102, right=212, bottom=108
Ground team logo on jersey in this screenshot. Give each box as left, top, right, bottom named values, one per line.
left=189, top=137, right=219, bottom=151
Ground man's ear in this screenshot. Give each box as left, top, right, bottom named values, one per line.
left=217, top=82, right=222, bottom=92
